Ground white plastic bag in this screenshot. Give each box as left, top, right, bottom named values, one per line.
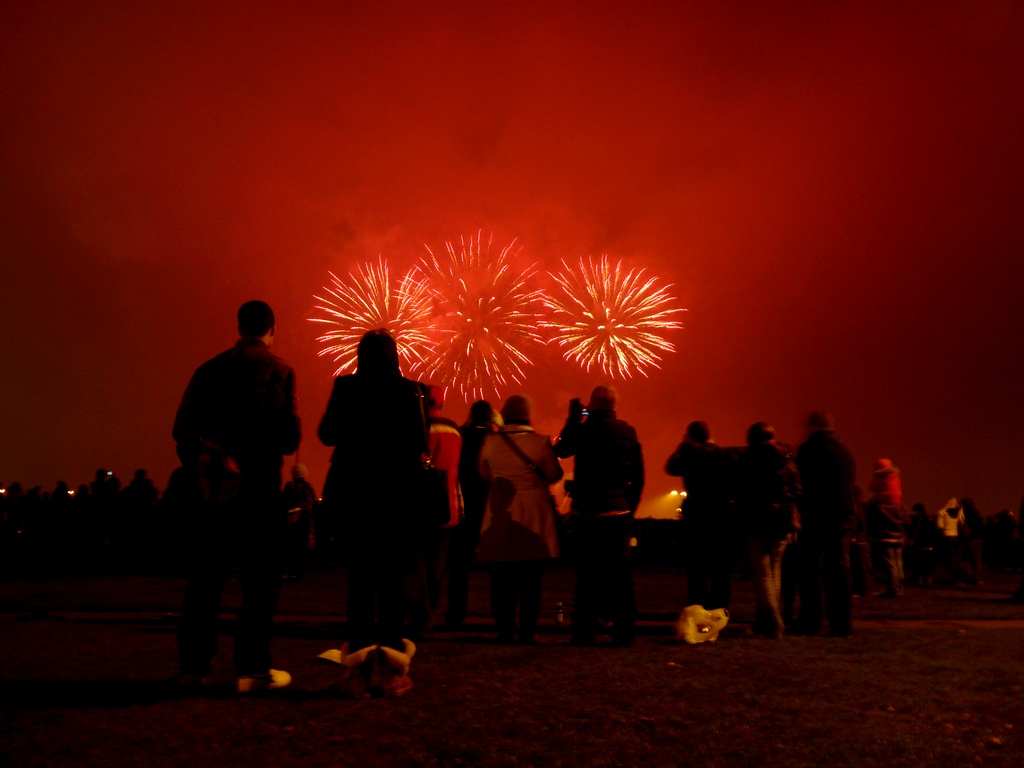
left=675, top=605, right=729, bottom=644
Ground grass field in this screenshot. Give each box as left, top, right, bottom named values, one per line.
left=2, top=559, right=1024, bottom=767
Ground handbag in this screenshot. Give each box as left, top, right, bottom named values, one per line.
left=416, top=387, right=453, bottom=529
left=675, top=605, right=730, bottom=644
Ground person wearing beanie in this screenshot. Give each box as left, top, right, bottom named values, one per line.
left=477, top=394, right=563, bottom=643
left=554, top=385, right=645, bottom=647
left=865, top=459, right=909, bottom=598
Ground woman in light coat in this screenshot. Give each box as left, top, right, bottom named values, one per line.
left=478, top=394, right=563, bottom=643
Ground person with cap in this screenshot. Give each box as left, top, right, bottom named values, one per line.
left=282, top=463, right=317, bottom=581
left=665, top=420, right=735, bottom=612
left=735, top=422, right=801, bottom=638
left=477, top=394, right=563, bottom=643
left=173, top=300, right=301, bottom=694
left=317, top=328, right=427, bottom=697
left=866, top=458, right=909, bottom=598
left=793, top=410, right=857, bottom=637
left=554, top=385, right=645, bottom=647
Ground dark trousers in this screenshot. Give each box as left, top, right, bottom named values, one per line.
left=796, top=528, right=853, bottom=636
left=347, top=531, right=418, bottom=651
left=572, top=515, right=636, bottom=644
left=683, top=531, right=733, bottom=610
left=178, top=492, right=284, bottom=678
left=408, top=527, right=452, bottom=633
left=446, top=508, right=484, bottom=626
left=490, top=560, right=544, bottom=641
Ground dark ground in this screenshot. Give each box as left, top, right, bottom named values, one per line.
left=2, top=556, right=1024, bottom=767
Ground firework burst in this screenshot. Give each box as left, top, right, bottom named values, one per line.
left=412, top=232, right=546, bottom=400
left=541, top=255, right=685, bottom=378
left=309, top=258, right=434, bottom=376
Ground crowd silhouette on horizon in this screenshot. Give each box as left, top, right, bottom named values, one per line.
left=4, top=301, right=1024, bottom=698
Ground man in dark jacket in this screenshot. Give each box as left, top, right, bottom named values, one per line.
left=793, top=411, right=857, bottom=637
left=173, top=300, right=301, bottom=693
left=555, top=385, right=645, bottom=646
left=665, top=421, right=734, bottom=611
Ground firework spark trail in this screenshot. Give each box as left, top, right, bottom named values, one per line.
left=541, top=255, right=685, bottom=378
left=412, top=231, right=547, bottom=400
left=309, top=258, right=434, bottom=376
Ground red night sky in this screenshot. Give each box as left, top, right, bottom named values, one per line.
left=2, top=0, right=1023, bottom=517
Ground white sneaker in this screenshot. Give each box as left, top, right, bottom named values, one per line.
left=237, top=669, right=292, bottom=694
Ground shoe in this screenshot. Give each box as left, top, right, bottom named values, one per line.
left=237, top=669, right=292, bottom=694
left=379, top=640, right=416, bottom=699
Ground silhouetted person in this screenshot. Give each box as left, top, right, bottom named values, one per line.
left=957, top=496, right=984, bottom=585
left=665, top=421, right=734, bottom=611
left=793, top=411, right=856, bottom=637
left=408, top=386, right=463, bottom=636
left=555, top=385, right=644, bottom=647
left=866, top=459, right=908, bottom=598
left=121, top=469, right=159, bottom=557
left=735, top=422, right=800, bottom=638
left=477, top=395, right=563, bottom=643
left=282, top=464, right=316, bottom=581
left=935, top=497, right=967, bottom=584
left=318, top=328, right=425, bottom=696
left=906, top=502, right=936, bottom=584
left=173, top=300, right=300, bottom=693
left=446, top=400, right=500, bottom=628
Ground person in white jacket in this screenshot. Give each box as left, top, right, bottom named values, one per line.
left=935, top=498, right=967, bottom=584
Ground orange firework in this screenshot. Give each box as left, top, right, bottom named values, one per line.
left=541, top=255, right=685, bottom=378
left=411, top=232, right=546, bottom=400
left=309, top=258, right=434, bottom=376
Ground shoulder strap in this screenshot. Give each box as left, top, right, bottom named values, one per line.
left=498, top=430, right=548, bottom=483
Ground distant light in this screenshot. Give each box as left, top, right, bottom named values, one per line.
left=0, top=487, right=6, bottom=495
left=68, top=490, right=75, bottom=497
left=680, top=491, right=688, bottom=499
left=629, top=537, right=638, bottom=547
left=670, top=490, right=679, bottom=496
left=675, top=507, right=682, bottom=513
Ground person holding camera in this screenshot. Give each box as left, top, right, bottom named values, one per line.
left=554, top=385, right=645, bottom=647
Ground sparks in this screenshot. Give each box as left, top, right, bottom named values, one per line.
left=411, top=232, right=546, bottom=400
left=541, top=255, right=685, bottom=378
left=309, top=258, right=434, bottom=376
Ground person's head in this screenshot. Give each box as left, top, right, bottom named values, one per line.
left=426, top=385, right=445, bottom=416
left=238, top=300, right=275, bottom=342
left=587, top=384, right=618, bottom=412
left=133, top=469, right=147, bottom=480
left=468, top=400, right=495, bottom=426
left=686, top=420, right=711, bottom=444
left=501, top=394, right=533, bottom=425
left=805, top=410, right=834, bottom=433
left=356, top=328, right=400, bottom=377
left=291, top=464, right=308, bottom=481
left=746, top=422, right=775, bottom=445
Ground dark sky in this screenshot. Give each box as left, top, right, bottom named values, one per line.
left=2, top=0, right=1023, bottom=517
